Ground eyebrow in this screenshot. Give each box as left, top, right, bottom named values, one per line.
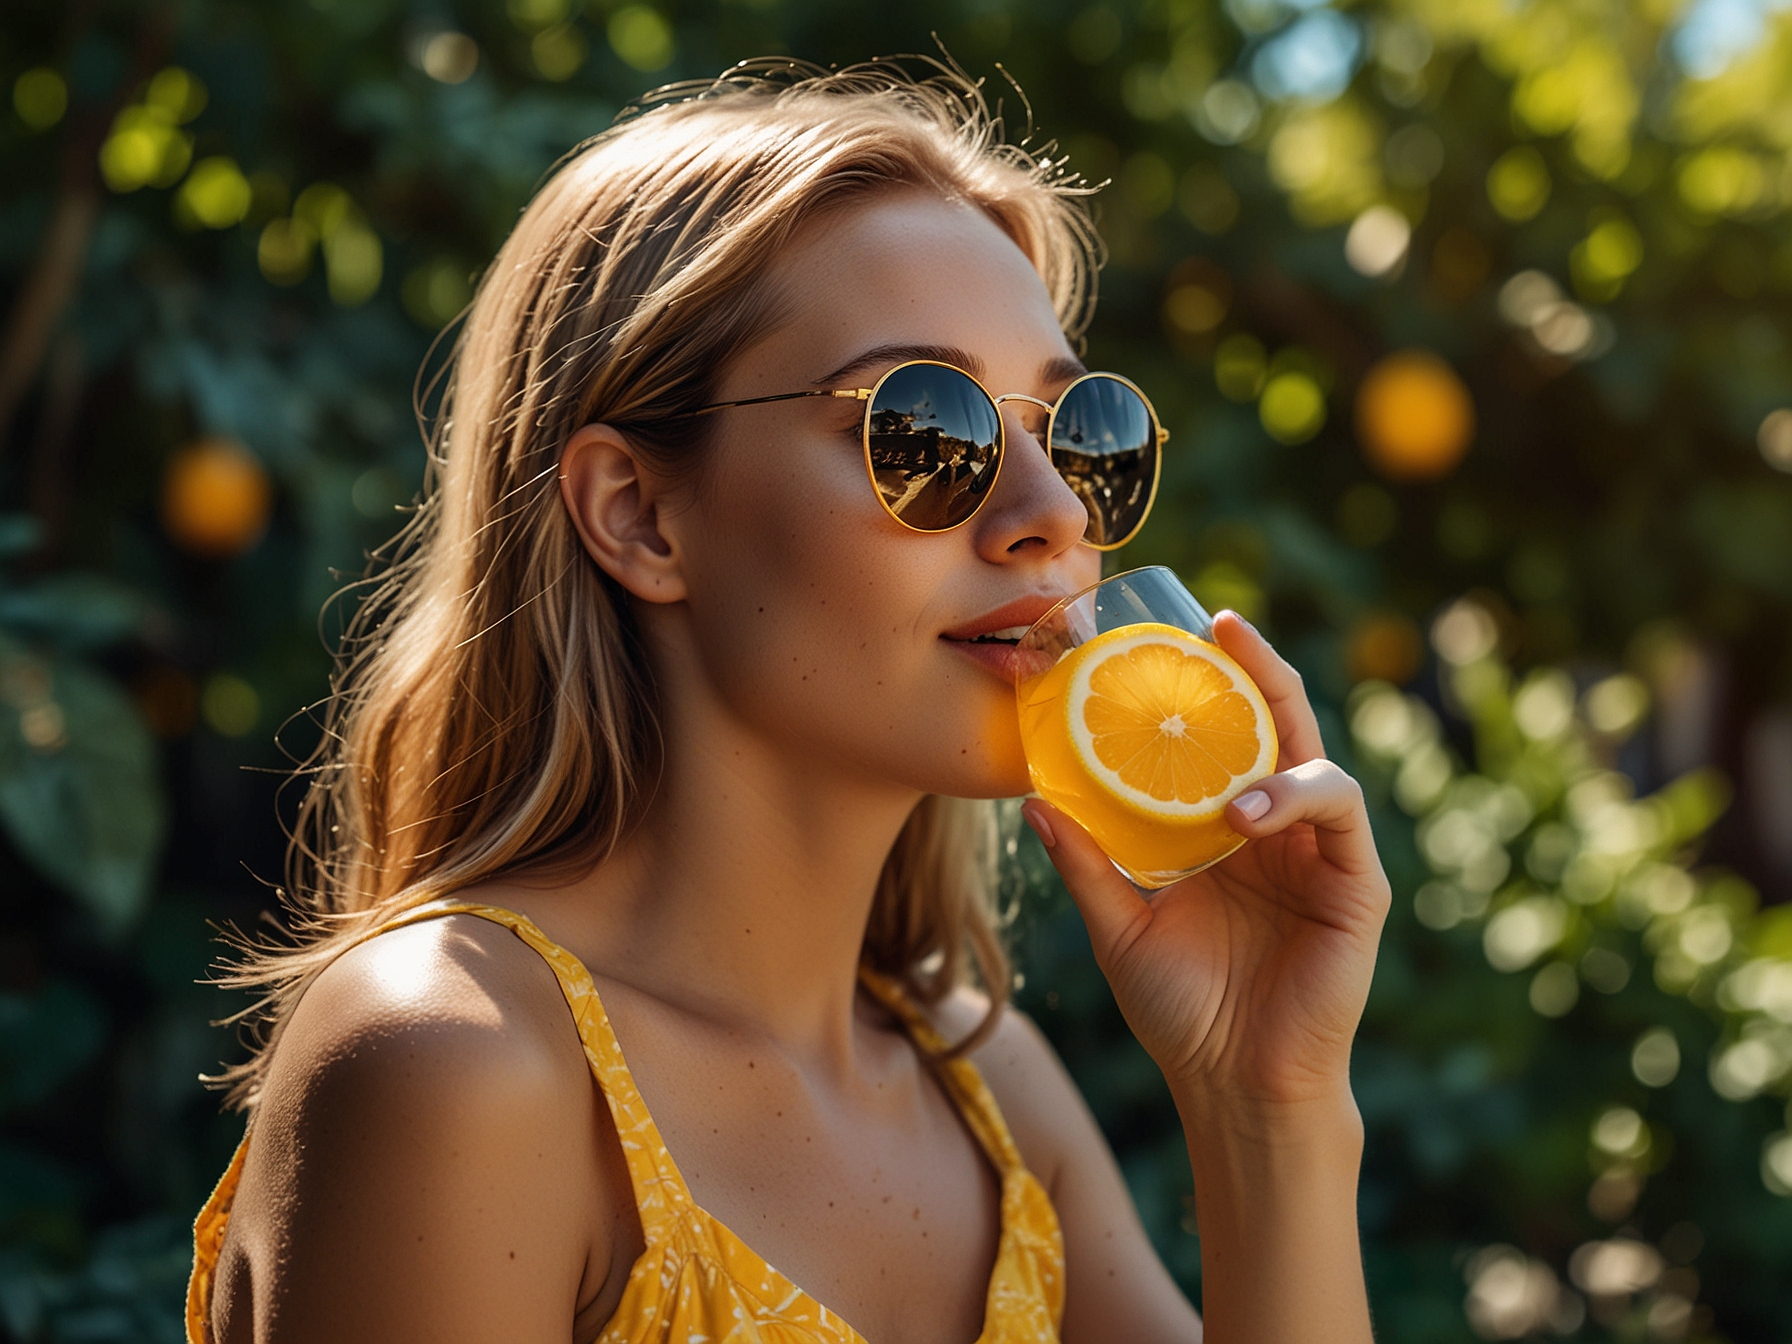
left=815, top=344, right=1091, bottom=392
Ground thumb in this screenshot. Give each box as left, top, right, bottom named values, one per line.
left=1021, top=800, right=1154, bottom=968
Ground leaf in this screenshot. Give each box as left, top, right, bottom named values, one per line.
left=0, top=575, right=143, bottom=652
left=0, top=635, right=166, bottom=933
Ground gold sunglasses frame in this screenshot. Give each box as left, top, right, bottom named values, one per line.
left=671, top=359, right=1169, bottom=551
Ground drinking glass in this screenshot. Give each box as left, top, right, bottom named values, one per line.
left=1014, top=566, right=1277, bottom=888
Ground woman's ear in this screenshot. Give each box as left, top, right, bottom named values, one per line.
left=558, top=423, right=688, bottom=604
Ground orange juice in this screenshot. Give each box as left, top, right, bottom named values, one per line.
left=1017, top=622, right=1277, bottom=887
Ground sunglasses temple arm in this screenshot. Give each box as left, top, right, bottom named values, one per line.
left=668, top=387, right=873, bottom=420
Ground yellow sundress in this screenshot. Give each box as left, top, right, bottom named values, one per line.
left=186, top=901, right=1065, bottom=1343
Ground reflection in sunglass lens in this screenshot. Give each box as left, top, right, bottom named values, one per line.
left=866, top=364, right=1002, bottom=532
left=1050, top=375, right=1158, bottom=548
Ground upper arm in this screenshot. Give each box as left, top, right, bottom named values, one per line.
left=218, top=918, right=615, bottom=1344
left=946, top=993, right=1204, bottom=1344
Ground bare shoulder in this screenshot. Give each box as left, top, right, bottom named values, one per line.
left=245, top=910, right=598, bottom=1162
left=925, top=985, right=1089, bottom=1194
left=216, top=910, right=614, bottom=1344
left=265, top=908, right=584, bottom=1099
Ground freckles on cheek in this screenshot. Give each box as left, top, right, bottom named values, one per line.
left=694, top=439, right=913, bottom=680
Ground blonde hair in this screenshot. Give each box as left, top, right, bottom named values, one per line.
left=213, top=58, right=1102, bottom=1108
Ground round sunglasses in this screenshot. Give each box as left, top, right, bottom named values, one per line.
left=669, top=360, right=1167, bottom=550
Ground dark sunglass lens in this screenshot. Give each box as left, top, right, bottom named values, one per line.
left=1050, top=376, right=1158, bottom=547
left=866, top=364, right=1001, bottom=531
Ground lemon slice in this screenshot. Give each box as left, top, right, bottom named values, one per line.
left=1064, top=623, right=1277, bottom=820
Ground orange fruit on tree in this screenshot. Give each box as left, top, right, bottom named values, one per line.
left=161, top=437, right=271, bottom=558
left=1354, top=350, right=1475, bottom=482
left=1346, top=611, right=1424, bottom=685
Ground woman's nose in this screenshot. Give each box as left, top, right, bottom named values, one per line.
left=969, top=402, right=1091, bottom=559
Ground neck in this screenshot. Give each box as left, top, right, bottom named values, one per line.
left=556, top=663, right=924, bottom=1072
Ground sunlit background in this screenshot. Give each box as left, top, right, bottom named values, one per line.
left=3, top=0, right=1791, bottom=1339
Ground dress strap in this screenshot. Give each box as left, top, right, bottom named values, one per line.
left=373, top=901, right=698, bottom=1238
left=855, top=967, right=1025, bottom=1177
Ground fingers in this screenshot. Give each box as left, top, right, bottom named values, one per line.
left=1021, top=800, right=1154, bottom=968
left=1210, top=610, right=1326, bottom=767
left=1225, top=758, right=1383, bottom=880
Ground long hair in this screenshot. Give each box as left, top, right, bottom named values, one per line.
left=212, top=58, right=1102, bottom=1108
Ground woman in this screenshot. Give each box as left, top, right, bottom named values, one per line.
left=189, top=60, right=1390, bottom=1344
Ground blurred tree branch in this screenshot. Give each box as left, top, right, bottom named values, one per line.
left=0, top=6, right=167, bottom=458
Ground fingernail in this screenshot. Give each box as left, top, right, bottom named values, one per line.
left=1234, top=790, right=1271, bottom=821
left=1021, top=801, right=1057, bottom=848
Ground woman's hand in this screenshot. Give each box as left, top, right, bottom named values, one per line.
left=1021, top=610, right=1391, bottom=1112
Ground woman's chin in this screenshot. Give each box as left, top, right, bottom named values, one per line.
left=923, top=744, right=1033, bottom=801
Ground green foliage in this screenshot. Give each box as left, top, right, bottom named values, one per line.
left=3, top=0, right=1792, bottom=1338
left=0, top=519, right=164, bottom=932
left=1344, top=596, right=1792, bottom=1338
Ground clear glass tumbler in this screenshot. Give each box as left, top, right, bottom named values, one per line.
left=1014, top=566, right=1278, bottom=888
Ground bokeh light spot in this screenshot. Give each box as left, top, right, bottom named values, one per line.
left=1631, top=1027, right=1681, bottom=1087
left=1584, top=674, right=1649, bottom=736
left=1485, top=896, right=1567, bottom=971
left=135, top=664, right=198, bottom=739
left=508, top=0, right=571, bottom=31
left=146, top=67, right=207, bottom=122
left=12, top=68, right=67, bottom=131
left=259, top=218, right=317, bottom=285
left=1487, top=146, right=1551, bottom=222
left=176, top=157, right=253, bottom=230
left=1259, top=371, right=1326, bottom=444
left=1345, top=204, right=1411, bottom=278
left=608, top=6, right=675, bottom=73
left=1355, top=349, right=1474, bottom=482
left=1214, top=333, right=1266, bottom=401
left=1164, top=283, right=1226, bottom=335
left=1195, top=78, right=1260, bottom=145
left=1764, top=1133, right=1792, bottom=1196
left=1384, top=124, right=1444, bottom=186
left=325, top=221, right=384, bottom=306
left=161, top=438, right=272, bottom=559
left=1530, top=961, right=1580, bottom=1017
left=201, top=674, right=260, bottom=738
left=403, top=258, right=474, bottom=328
left=1347, top=611, right=1424, bottom=684
left=1758, top=408, right=1792, bottom=472
left=532, top=25, right=589, bottom=81
left=421, top=31, right=480, bottom=83
left=1677, top=145, right=1766, bottom=216
left=1189, top=560, right=1266, bottom=624
left=1433, top=598, right=1499, bottom=665
left=99, top=105, right=193, bottom=193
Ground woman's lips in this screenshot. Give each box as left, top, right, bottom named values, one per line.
left=941, top=634, right=1024, bottom=682
left=940, top=596, right=1063, bottom=642
left=941, top=594, right=1071, bottom=683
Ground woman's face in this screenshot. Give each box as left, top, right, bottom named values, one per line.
left=658, top=191, right=1104, bottom=799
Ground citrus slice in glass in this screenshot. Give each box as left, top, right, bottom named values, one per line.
left=1064, top=622, right=1278, bottom=820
